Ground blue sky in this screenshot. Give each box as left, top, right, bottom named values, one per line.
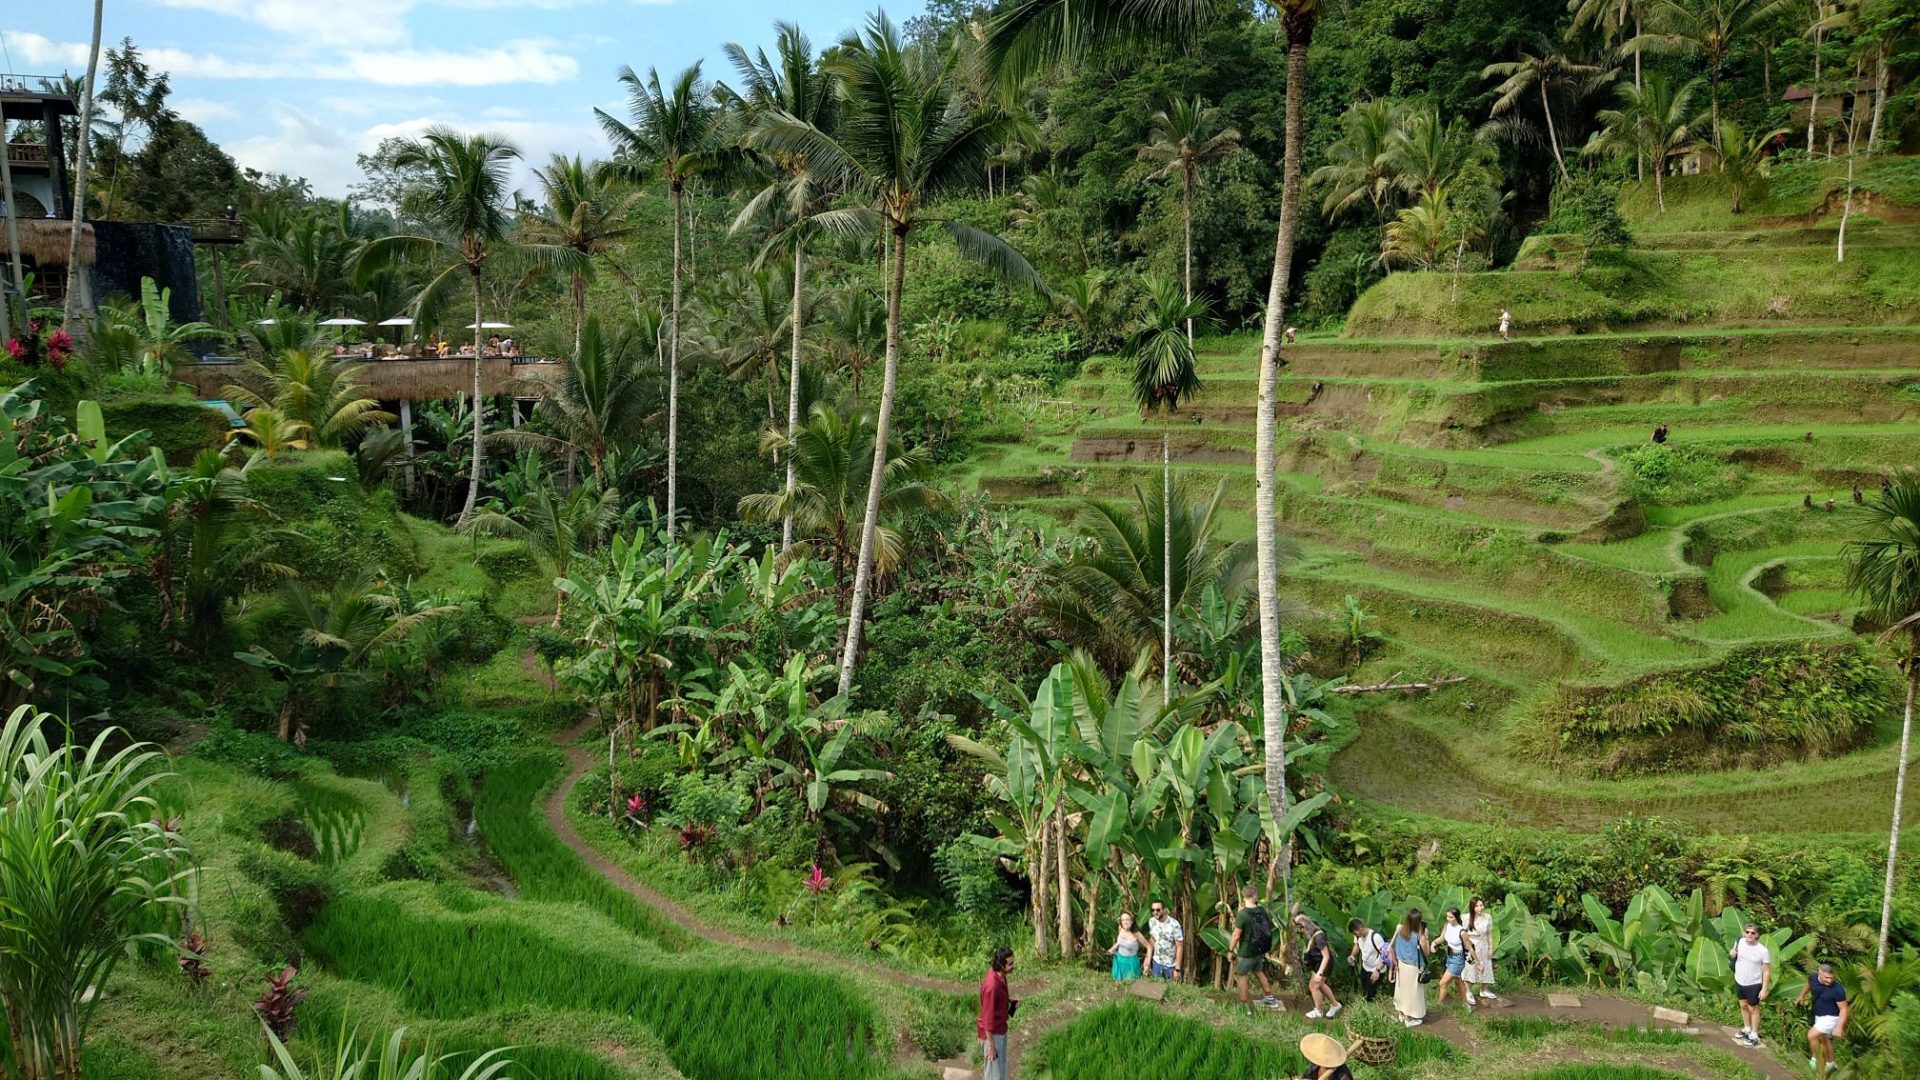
left=6, top=0, right=898, bottom=197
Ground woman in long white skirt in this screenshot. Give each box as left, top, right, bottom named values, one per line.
left=1464, top=896, right=1497, bottom=1001
left=1390, top=907, right=1431, bottom=1026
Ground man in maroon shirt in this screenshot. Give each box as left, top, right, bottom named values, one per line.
left=978, top=947, right=1015, bottom=1079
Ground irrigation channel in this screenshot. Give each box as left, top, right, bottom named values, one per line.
left=523, top=648, right=1799, bottom=1079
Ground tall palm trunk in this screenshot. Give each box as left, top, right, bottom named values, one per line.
left=571, top=267, right=587, bottom=355
left=1, top=125, right=26, bottom=341
left=667, top=180, right=683, bottom=567
left=1808, top=25, right=1823, bottom=155
left=1182, top=167, right=1195, bottom=349
left=456, top=267, right=485, bottom=528
left=1054, top=794, right=1072, bottom=956
left=783, top=218, right=806, bottom=555
left=63, top=0, right=104, bottom=330
left=1633, top=16, right=1644, bottom=181
left=1541, top=79, right=1570, bottom=182
left=836, top=220, right=907, bottom=697
left=1878, top=658, right=1917, bottom=967
left=1256, top=14, right=1312, bottom=918
left=1163, top=429, right=1173, bottom=707
left=1031, top=826, right=1050, bottom=954
left=1868, top=45, right=1888, bottom=153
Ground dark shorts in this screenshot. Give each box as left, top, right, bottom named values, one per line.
left=1235, top=955, right=1267, bottom=976
left=1736, top=982, right=1762, bottom=1006
left=1304, top=952, right=1326, bottom=980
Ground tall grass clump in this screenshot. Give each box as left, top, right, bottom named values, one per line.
left=473, top=751, right=690, bottom=946
left=303, top=886, right=892, bottom=1080
left=1027, top=1001, right=1306, bottom=1076
left=0, top=706, right=191, bottom=1080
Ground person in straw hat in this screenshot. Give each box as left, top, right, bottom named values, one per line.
left=1296, top=1032, right=1357, bottom=1080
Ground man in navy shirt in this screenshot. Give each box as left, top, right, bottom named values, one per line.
left=1793, top=961, right=1849, bottom=1073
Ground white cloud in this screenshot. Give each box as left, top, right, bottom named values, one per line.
left=4, top=31, right=91, bottom=69
left=151, top=0, right=414, bottom=48
left=225, top=104, right=364, bottom=193
left=345, top=44, right=580, bottom=87
left=173, top=97, right=238, bottom=123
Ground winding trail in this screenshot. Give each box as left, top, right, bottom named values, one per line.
left=520, top=647, right=1796, bottom=1079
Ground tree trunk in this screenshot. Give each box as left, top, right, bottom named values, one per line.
left=1, top=125, right=26, bottom=338
left=571, top=268, right=587, bottom=356
left=1655, top=165, right=1665, bottom=214
left=783, top=220, right=806, bottom=555
left=1054, top=794, right=1073, bottom=957
left=1163, top=429, right=1173, bottom=707
left=1256, top=22, right=1311, bottom=923
left=1182, top=167, right=1195, bottom=349
left=836, top=220, right=907, bottom=697
left=1542, top=80, right=1570, bottom=183
left=1809, top=26, right=1823, bottom=156
left=1837, top=137, right=1855, bottom=262
left=62, top=0, right=104, bottom=330
left=1868, top=46, right=1888, bottom=153
left=1709, top=67, right=1722, bottom=135
left=667, top=181, right=683, bottom=568
left=1031, top=837, right=1050, bottom=955
left=1633, top=20, right=1644, bottom=181
left=1878, top=664, right=1916, bottom=967
left=456, top=268, right=485, bottom=528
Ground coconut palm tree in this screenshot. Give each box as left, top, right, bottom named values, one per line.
left=751, top=11, right=1043, bottom=697
left=1628, top=0, right=1791, bottom=131
left=1137, top=96, right=1241, bottom=349
left=352, top=128, right=584, bottom=528
left=596, top=64, right=731, bottom=559
left=1311, top=99, right=1402, bottom=222
left=496, top=314, right=656, bottom=484
left=1586, top=73, right=1700, bottom=211
left=1125, top=275, right=1209, bottom=703
left=1382, top=103, right=1498, bottom=203
left=738, top=399, right=946, bottom=591
left=0, top=706, right=190, bottom=1080
left=1380, top=186, right=1481, bottom=269
left=467, top=481, right=622, bottom=625
left=1044, top=477, right=1253, bottom=678
left=723, top=22, right=840, bottom=556
left=1482, top=37, right=1607, bottom=182
left=710, top=266, right=796, bottom=428
left=228, top=407, right=311, bottom=459
left=1570, top=0, right=1655, bottom=95
left=1251, top=0, right=1323, bottom=911
left=982, top=0, right=1220, bottom=87
left=62, top=0, right=103, bottom=329
left=222, top=348, right=394, bottom=450
left=521, top=155, right=644, bottom=353
left=815, top=287, right=886, bottom=392
left=1696, top=119, right=1786, bottom=212
left=1843, top=470, right=1920, bottom=967
left=156, top=448, right=296, bottom=652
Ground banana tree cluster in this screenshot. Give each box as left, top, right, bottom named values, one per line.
left=952, top=654, right=1331, bottom=984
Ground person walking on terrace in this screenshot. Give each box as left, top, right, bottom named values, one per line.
left=1463, top=896, right=1498, bottom=1001
left=1348, top=917, right=1390, bottom=1002
left=1730, top=922, right=1771, bottom=1048
left=1795, top=961, right=1848, bottom=1072
left=1108, top=911, right=1148, bottom=982
left=1293, top=912, right=1343, bottom=1019
left=1146, top=900, right=1184, bottom=981
left=978, top=947, right=1016, bottom=1080
left=1231, top=887, right=1281, bottom=1014
left=1434, top=907, right=1475, bottom=1012
left=1391, top=908, right=1431, bottom=1027
left=1497, top=308, right=1512, bottom=341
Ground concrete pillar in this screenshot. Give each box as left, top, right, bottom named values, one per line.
left=41, top=101, right=68, bottom=219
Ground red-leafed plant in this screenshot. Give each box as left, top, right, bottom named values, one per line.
left=625, top=792, right=647, bottom=824
left=803, top=863, right=832, bottom=895
left=676, top=823, right=709, bottom=852
left=179, top=930, right=211, bottom=988
left=253, top=965, right=306, bottom=1038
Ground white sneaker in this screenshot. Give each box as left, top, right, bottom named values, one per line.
left=1305, top=1009, right=1324, bottom=1019
left=1405, top=1018, right=1423, bottom=1027
left=1480, top=990, right=1498, bottom=999
left=1810, top=1058, right=1819, bottom=1071
left=1325, top=1003, right=1343, bottom=1018
left=1466, top=995, right=1478, bottom=1007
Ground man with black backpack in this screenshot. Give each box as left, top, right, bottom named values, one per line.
left=1230, top=887, right=1282, bottom=1013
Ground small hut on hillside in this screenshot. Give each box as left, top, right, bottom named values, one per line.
left=11, top=218, right=95, bottom=307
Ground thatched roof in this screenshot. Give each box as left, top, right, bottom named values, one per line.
left=13, top=218, right=95, bottom=266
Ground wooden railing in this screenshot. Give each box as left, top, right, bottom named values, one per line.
left=172, top=355, right=562, bottom=402
left=4, top=142, right=49, bottom=166
left=184, top=218, right=248, bottom=244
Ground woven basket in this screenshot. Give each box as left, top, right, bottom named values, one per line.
left=1345, top=1028, right=1397, bottom=1066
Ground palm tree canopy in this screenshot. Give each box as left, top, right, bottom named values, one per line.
left=522, top=154, right=644, bottom=254
left=1311, top=98, right=1400, bottom=220
left=1585, top=71, right=1700, bottom=162
left=495, top=315, right=660, bottom=473
left=595, top=62, right=734, bottom=191
left=982, top=0, right=1222, bottom=89
left=1846, top=471, right=1920, bottom=647
left=1137, top=95, right=1243, bottom=183
left=1481, top=37, right=1607, bottom=117
left=1127, top=275, right=1209, bottom=414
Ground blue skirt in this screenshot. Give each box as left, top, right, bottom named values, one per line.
left=1112, top=954, right=1143, bottom=981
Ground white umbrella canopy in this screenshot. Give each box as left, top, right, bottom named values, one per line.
left=465, top=322, right=514, bottom=330
left=377, top=316, right=414, bottom=326
left=318, top=317, right=368, bottom=326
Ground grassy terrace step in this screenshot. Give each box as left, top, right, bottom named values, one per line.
left=1516, top=223, right=1920, bottom=262
left=1344, top=246, right=1920, bottom=338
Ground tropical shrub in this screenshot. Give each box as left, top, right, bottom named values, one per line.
left=1615, top=443, right=1742, bottom=506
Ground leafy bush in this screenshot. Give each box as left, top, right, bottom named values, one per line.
left=98, top=393, right=226, bottom=464
left=934, top=837, right=1020, bottom=922
left=1615, top=443, right=1743, bottom=506
left=402, top=709, right=540, bottom=774
left=1530, top=642, right=1892, bottom=774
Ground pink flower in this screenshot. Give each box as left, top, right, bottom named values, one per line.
left=804, top=864, right=832, bottom=895
left=5, top=339, right=22, bottom=361
left=48, top=329, right=72, bottom=356
left=626, top=793, right=646, bottom=817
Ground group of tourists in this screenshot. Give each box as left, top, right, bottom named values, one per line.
left=978, top=900, right=1855, bottom=1077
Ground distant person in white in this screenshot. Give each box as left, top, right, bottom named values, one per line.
left=1284, top=326, right=1298, bottom=344
left=1729, top=923, right=1771, bottom=1047
left=1497, top=309, right=1512, bottom=341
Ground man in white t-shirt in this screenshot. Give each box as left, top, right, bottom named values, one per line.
left=1146, top=900, right=1183, bottom=980
left=1730, top=923, right=1772, bottom=1047
left=1347, top=917, right=1390, bottom=1002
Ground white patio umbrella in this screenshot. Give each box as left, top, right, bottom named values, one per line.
left=377, top=316, right=413, bottom=326
left=464, top=321, right=514, bottom=330
left=318, top=317, right=368, bottom=326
